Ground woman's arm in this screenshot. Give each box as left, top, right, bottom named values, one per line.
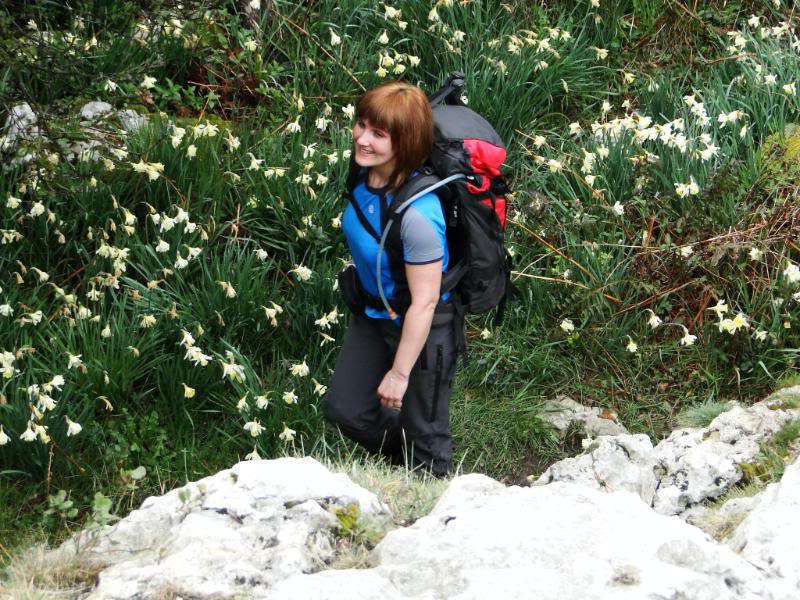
left=377, top=261, right=442, bottom=409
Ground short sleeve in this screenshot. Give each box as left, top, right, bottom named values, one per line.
left=400, top=206, right=444, bottom=265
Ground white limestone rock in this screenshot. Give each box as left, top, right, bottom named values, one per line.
left=64, top=139, right=103, bottom=162
left=716, top=495, right=762, bottom=525
left=271, top=475, right=792, bottom=600
left=3, top=102, right=38, bottom=141
left=80, top=101, right=114, bottom=121
left=765, top=385, right=800, bottom=409
left=652, top=394, right=800, bottom=515
left=728, top=457, right=800, bottom=589
left=117, top=109, right=148, bottom=132
left=534, top=434, right=658, bottom=504
left=49, top=387, right=800, bottom=599
left=270, top=570, right=402, bottom=600
left=1, top=103, right=44, bottom=166
left=65, top=457, right=389, bottom=600
left=541, top=395, right=629, bottom=437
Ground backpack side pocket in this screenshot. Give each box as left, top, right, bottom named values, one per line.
left=337, top=264, right=366, bottom=315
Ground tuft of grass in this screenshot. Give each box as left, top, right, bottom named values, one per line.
left=326, top=503, right=387, bottom=570
left=342, top=460, right=448, bottom=529
left=0, top=541, right=105, bottom=600
left=689, top=484, right=762, bottom=541
left=674, top=399, right=734, bottom=429
left=739, top=419, right=800, bottom=487
left=310, top=434, right=449, bottom=529
left=712, top=481, right=765, bottom=503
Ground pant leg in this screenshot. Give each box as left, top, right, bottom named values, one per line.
left=323, top=314, right=402, bottom=454
left=381, top=310, right=460, bottom=477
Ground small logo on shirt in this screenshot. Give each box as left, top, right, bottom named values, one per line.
left=367, top=204, right=375, bottom=214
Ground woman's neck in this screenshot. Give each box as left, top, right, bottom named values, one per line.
left=367, top=165, right=392, bottom=189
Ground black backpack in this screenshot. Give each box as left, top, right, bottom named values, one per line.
left=343, top=72, right=512, bottom=324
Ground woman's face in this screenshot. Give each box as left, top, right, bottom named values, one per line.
left=352, top=118, right=396, bottom=171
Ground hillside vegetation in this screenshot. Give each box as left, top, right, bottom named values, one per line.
left=0, top=0, right=799, bottom=554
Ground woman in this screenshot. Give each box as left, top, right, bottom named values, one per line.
left=323, top=81, right=460, bottom=477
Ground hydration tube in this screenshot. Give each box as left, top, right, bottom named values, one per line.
left=376, top=173, right=467, bottom=319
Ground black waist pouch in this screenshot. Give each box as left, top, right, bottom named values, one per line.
left=337, top=264, right=366, bottom=315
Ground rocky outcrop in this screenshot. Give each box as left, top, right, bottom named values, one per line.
left=3, top=102, right=40, bottom=142
left=270, top=475, right=793, bottom=600
left=117, top=108, right=148, bottom=132
left=1, top=102, right=43, bottom=168
left=537, top=387, right=800, bottom=516
left=652, top=396, right=798, bottom=514
left=47, top=388, right=799, bottom=599
left=60, top=457, right=799, bottom=600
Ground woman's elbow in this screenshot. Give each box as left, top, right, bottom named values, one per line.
left=410, top=293, right=439, bottom=313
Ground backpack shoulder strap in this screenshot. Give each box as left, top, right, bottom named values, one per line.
left=344, top=160, right=383, bottom=242
left=344, top=155, right=363, bottom=194
left=388, top=171, right=443, bottom=217
left=378, top=172, right=444, bottom=318
left=387, top=172, right=471, bottom=296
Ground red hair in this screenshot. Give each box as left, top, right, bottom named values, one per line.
left=356, top=81, right=433, bottom=193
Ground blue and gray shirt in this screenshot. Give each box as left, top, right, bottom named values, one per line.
left=343, top=177, right=448, bottom=321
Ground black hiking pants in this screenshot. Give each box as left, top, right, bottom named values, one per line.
left=323, top=305, right=461, bottom=477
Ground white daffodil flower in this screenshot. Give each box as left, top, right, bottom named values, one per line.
left=679, top=326, right=697, bottom=346
left=279, top=424, right=296, bottom=442
left=289, top=360, right=309, bottom=377
left=243, top=420, right=265, bottom=437
left=65, top=417, right=82, bottom=436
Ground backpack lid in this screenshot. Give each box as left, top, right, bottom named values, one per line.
left=433, top=105, right=504, bottom=148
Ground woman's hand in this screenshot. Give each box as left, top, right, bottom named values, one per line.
left=377, top=368, right=409, bottom=409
